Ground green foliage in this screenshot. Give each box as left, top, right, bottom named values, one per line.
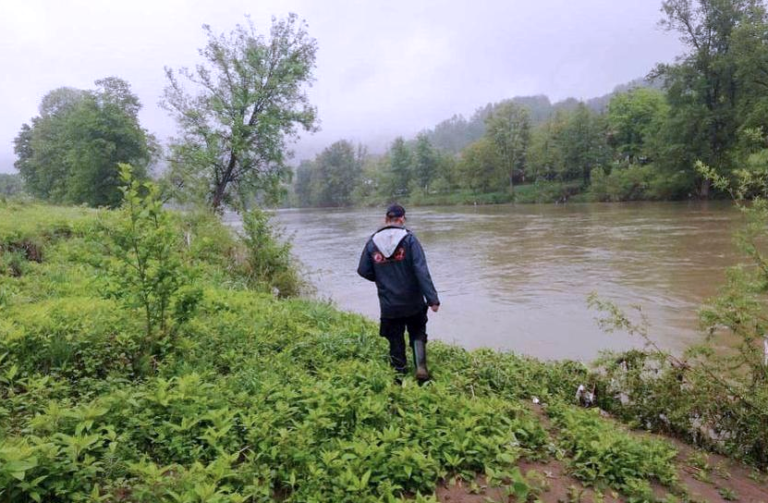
left=607, top=88, right=669, bottom=162
left=549, top=405, right=678, bottom=500
left=653, top=0, right=768, bottom=197
left=239, top=207, right=303, bottom=297
left=1, top=202, right=656, bottom=502
left=162, top=14, right=318, bottom=211
left=404, top=189, right=514, bottom=207
left=98, top=165, right=195, bottom=346
left=0, top=173, right=25, bottom=199
left=2, top=296, right=143, bottom=379
left=590, top=275, right=768, bottom=466
left=589, top=163, right=692, bottom=202
left=485, top=101, right=531, bottom=188
left=14, top=78, right=151, bottom=208
left=718, top=487, right=739, bottom=501
left=457, top=138, right=504, bottom=194
left=423, top=110, right=488, bottom=154
left=514, top=180, right=582, bottom=204
left=292, top=141, right=363, bottom=208
left=413, top=133, right=439, bottom=192
left=385, top=137, right=414, bottom=200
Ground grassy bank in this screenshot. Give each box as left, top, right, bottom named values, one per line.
left=349, top=182, right=588, bottom=209
left=0, top=201, right=765, bottom=502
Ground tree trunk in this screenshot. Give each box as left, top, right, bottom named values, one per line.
left=211, top=154, right=238, bottom=212
left=211, top=182, right=227, bottom=213
left=699, top=178, right=711, bottom=199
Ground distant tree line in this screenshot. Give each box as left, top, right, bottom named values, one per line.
left=292, top=88, right=671, bottom=207
left=0, top=173, right=24, bottom=197
left=293, top=0, right=768, bottom=206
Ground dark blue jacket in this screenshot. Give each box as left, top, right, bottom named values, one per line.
left=357, top=225, right=440, bottom=319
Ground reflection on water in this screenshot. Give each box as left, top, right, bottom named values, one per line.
left=265, top=202, right=740, bottom=360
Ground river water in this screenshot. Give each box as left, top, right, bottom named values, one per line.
left=266, top=202, right=742, bottom=361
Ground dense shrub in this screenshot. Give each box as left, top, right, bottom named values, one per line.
left=238, top=208, right=305, bottom=297
left=1, top=297, right=142, bottom=379
left=514, top=180, right=582, bottom=203
left=589, top=164, right=691, bottom=202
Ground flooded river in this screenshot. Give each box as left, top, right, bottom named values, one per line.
left=266, top=202, right=742, bottom=361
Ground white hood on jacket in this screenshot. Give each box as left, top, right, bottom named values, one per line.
left=372, top=228, right=408, bottom=258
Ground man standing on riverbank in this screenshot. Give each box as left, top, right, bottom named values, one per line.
left=357, top=204, right=440, bottom=383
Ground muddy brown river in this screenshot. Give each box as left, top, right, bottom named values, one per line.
left=260, top=202, right=742, bottom=360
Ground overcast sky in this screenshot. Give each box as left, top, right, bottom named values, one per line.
left=0, top=0, right=684, bottom=174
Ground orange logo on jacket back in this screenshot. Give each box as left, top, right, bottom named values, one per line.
left=373, top=247, right=406, bottom=264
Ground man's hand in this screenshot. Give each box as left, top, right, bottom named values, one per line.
left=430, top=304, right=440, bottom=313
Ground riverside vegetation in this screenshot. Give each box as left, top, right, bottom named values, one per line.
left=1, top=169, right=768, bottom=502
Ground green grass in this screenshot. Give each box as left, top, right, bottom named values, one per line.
left=0, top=202, right=97, bottom=244
left=548, top=405, right=678, bottom=499
left=405, top=182, right=586, bottom=207
left=0, top=202, right=681, bottom=502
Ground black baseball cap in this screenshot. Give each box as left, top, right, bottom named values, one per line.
left=386, top=204, right=406, bottom=219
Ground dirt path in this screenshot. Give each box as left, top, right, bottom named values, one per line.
left=435, top=405, right=768, bottom=503
left=667, top=438, right=768, bottom=503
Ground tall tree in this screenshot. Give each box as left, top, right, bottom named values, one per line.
left=607, top=88, right=669, bottom=162
left=162, top=14, right=318, bottom=211
left=731, top=5, right=768, bottom=134
left=559, top=104, right=609, bottom=184
left=485, top=102, right=531, bottom=188
left=312, top=140, right=362, bottom=207
left=413, top=133, right=438, bottom=192
left=528, top=113, right=567, bottom=182
left=655, top=0, right=768, bottom=197
left=458, top=138, right=503, bottom=193
left=14, top=78, right=150, bottom=207
left=293, top=160, right=315, bottom=207
left=385, top=137, right=413, bottom=199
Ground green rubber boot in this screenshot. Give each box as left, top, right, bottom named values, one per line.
left=412, top=339, right=430, bottom=383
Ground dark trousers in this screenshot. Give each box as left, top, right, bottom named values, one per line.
left=380, top=308, right=428, bottom=373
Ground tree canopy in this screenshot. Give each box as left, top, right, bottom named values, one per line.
left=162, top=14, right=318, bottom=211
left=14, top=78, right=151, bottom=207
left=654, top=0, right=768, bottom=196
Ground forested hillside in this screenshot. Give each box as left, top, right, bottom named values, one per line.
left=292, top=0, right=768, bottom=207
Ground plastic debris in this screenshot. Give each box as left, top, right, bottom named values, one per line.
left=576, top=384, right=596, bottom=407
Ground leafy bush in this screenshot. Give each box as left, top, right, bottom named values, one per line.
left=239, top=208, right=304, bottom=297
left=98, top=165, right=198, bottom=346
left=549, top=405, right=678, bottom=500
left=589, top=163, right=691, bottom=202
left=515, top=180, right=582, bottom=203
left=1, top=297, right=142, bottom=379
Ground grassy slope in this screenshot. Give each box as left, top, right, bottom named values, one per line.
left=0, top=203, right=764, bottom=503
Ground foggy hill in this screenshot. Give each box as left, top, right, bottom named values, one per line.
left=422, top=77, right=659, bottom=154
